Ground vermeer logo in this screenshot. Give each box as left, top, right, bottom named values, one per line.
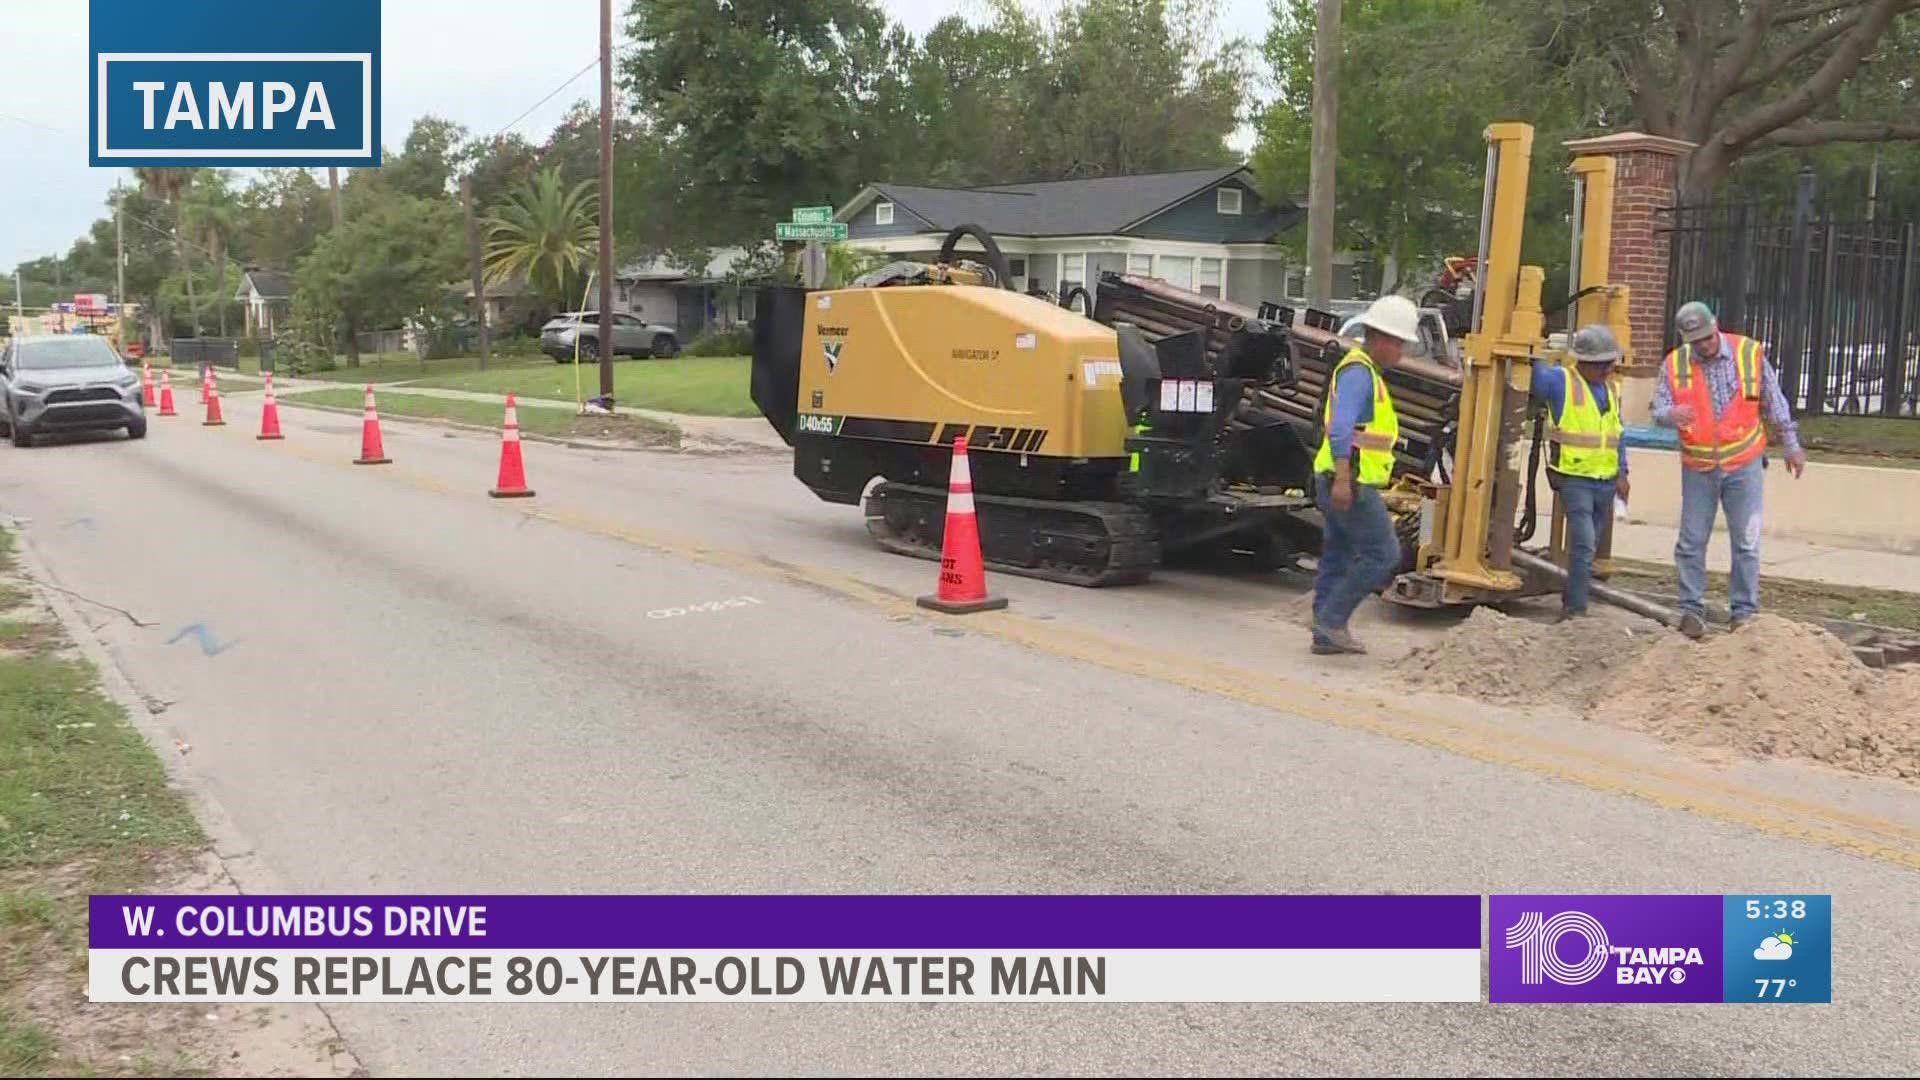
left=822, top=341, right=844, bottom=373
left=90, top=0, right=381, bottom=166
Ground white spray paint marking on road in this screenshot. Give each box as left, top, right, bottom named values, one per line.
left=645, top=596, right=763, bottom=620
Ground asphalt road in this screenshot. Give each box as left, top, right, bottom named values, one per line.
left=5, top=392, right=1918, bottom=1076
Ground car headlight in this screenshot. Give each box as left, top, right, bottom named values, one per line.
left=116, top=373, right=140, bottom=389
left=12, top=383, right=45, bottom=396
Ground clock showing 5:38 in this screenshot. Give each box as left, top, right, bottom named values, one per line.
left=1745, top=898, right=1809, bottom=920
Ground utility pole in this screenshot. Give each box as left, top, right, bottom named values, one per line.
left=327, top=165, right=356, bottom=365
left=462, top=175, right=491, bottom=371
left=1306, top=0, right=1341, bottom=307
left=596, top=0, right=616, bottom=405
left=115, top=187, right=126, bottom=348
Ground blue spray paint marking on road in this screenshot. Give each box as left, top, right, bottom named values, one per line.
left=166, top=623, right=237, bottom=656
left=62, top=517, right=96, bottom=531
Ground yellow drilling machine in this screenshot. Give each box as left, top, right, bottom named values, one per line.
left=750, top=122, right=1672, bottom=621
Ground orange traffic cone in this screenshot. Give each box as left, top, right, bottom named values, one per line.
left=916, top=436, right=1007, bottom=614
left=488, top=394, right=535, bottom=498
left=202, top=382, right=226, bottom=426
left=141, top=363, right=156, bottom=406
left=257, top=372, right=284, bottom=440
left=355, top=384, right=391, bottom=464
left=200, top=368, right=210, bottom=405
left=157, top=372, right=177, bottom=417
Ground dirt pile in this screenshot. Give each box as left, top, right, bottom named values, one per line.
left=1399, top=610, right=1920, bottom=781
left=1394, top=607, right=1655, bottom=701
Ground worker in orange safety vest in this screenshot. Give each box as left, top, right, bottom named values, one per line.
left=1651, top=301, right=1808, bottom=640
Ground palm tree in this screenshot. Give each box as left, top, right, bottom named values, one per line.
left=133, top=167, right=203, bottom=335
left=182, top=171, right=241, bottom=337
left=482, top=168, right=598, bottom=320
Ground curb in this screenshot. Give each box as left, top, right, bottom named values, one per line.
left=276, top=398, right=682, bottom=453
left=8, top=524, right=369, bottom=1078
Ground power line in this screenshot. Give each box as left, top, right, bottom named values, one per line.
left=482, top=54, right=601, bottom=145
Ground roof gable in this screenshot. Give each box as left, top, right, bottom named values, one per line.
left=239, top=268, right=292, bottom=300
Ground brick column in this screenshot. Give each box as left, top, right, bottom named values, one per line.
left=1564, top=132, right=1696, bottom=424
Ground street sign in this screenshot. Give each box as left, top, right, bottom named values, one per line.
left=776, top=221, right=848, bottom=242
left=790, top=206, right=835, bottom=225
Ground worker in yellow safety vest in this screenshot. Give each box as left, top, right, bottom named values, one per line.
left=1535, top=324, right=1630, bottom=621
left=1309, top=295, right=1416, bottom=655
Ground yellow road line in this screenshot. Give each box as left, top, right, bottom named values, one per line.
left=233, top=426, right=1920, bottom=870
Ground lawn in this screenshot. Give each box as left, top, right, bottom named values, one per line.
left=0, top=526, right=207, bottom=1076
left=1800, top=414, right=1920, bottom=465
left=413, top=355, right=756, bottom=417
left=292, top=350, right=553, bottom=384
left=278, top=387, right=681, bottom=447
left=1607, top=556, right=1920, bottom=631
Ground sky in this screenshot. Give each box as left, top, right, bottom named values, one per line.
left=0, top=0, right=1272, bottom=273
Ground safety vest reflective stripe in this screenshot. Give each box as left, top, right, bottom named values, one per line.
left=1678, top=424, right=1764, bottom=465
left=1547, top=429, right=1617, bottom=449
left=1736, top=336, right=1761, bottom=398
left=1312, top=348, right=1401, bottom=487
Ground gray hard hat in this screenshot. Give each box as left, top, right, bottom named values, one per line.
left=1674, top=301, right=1718, bottom=343
left=1569, top=324, right=1623, bottom=365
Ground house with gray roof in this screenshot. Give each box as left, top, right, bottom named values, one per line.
left=233, top=266, right=292, bottom=337
left=836, top=166, right=1353, bottom=308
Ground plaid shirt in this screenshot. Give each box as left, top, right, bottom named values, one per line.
left=1649, top=333, right=1802, bottom=454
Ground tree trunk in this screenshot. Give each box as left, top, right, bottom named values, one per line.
left=1678, top=143, right=1731, bottom=205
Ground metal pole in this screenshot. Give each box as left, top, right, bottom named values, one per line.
left=1510, top=550, right=1684, bottom=628
left=596, top=0, right=616, bottom=404
left=1305, top=0, right=1340, bottom=307
left=115, top=187, right=126, bottom=316
left=1470, top=142, right=1499, bottom=336
left=1568, top=174, right=1586, bottom=304
left=462, top=175, right=490, bottom=371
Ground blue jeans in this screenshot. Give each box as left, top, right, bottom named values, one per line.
left=1312, top=473, right=1401, bottom=638
left=1675, top=458, right=1765, bottom=620
left=1556, top=474, right=1617, bottom=614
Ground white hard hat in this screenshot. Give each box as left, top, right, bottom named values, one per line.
left=1356, top=295, right=1420, bottom=343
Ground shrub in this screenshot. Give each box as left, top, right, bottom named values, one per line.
left=684, top=326, right=752, bottom=357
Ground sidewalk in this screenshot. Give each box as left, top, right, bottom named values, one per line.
left=1544, top=514, right=1920, bottom=593
left=273, top=376, right=788, bottom=453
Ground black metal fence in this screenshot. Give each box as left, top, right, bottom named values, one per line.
left=169, top=337, right=241, bottom=371
left=1662, top=176, right=1920, bottom=417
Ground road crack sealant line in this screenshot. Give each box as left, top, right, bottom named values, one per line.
left=238, top=428, right=1920, bottom=871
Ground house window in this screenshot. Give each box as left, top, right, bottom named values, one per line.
left=1061, top=253, right=1086, bottom=289
left=1128, top=254, right=1152, bottom=276
left=1217, top=187, right=1243, bottom=215
left=875, top=201, right=894, bottom=226
left=1158, top=255, right=1194, bottom=290
left=1198, top=257, right=1223, bottom=298
left=1007, top=257, right=1028, bottom=291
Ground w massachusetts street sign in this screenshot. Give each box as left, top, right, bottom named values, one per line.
left=89, top=0, right=381, bottom=167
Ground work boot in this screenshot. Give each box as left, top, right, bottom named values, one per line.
left=1730, top=615, right=1753, bottom=632
left=1679, top=612, right=1708, bottom=640
left=1554, top=608, right=1590, bottom=624
left=1324, top=626, right=1369, bottom=655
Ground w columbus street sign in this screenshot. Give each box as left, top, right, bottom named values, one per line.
left=89, top=0, right=381, bottom=167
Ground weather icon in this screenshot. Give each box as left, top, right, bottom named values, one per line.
left=1755, top=931, right=1796, bottom=961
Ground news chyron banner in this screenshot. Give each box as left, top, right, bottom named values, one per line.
left=1490, top=894, right=1832, bottom=1003
left=89, top=0, right=381, bottom=168
left=91, top=896, right=1482, bottom=1003
left=88, top=894, right=1831, bottom=1004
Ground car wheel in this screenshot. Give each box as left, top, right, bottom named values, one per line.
left=126, top=416, right=148, bottom=440
left=651, top=334, right=680, bottom=359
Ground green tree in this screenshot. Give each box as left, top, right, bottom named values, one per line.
left=482, top=168, right=599, bottom=314
left=133, top=167, right=205, bottom=335
left=1255, top=0, right=1567, bottom=293
left=1033, top=0, right=1247, bottom=178
left=182, top=170, right=243, bottom=336
left=622, top=0, right=908, bottom=243
left=467, top=133, right=542, bottom=215
left=1498, top=0, right=1920, bottom=200
left=234, top=168, right=333, bottom=270
left=294, top=196, right=465, bottom=354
